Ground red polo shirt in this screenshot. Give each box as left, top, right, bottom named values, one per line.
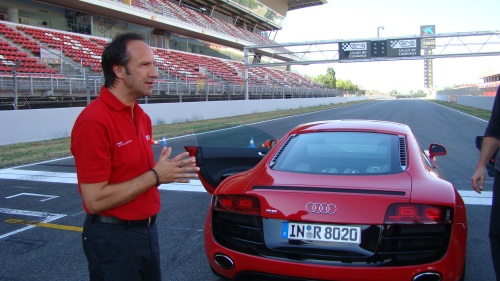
left=71, top=86, right=160, bottom=220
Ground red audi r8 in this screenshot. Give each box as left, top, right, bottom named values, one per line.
left=186, top=120, right=467, bottom=281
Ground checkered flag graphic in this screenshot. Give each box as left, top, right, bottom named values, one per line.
left=390, top=40, right=399, bottom=48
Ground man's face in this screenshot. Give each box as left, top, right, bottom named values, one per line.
left=121, top=40, right=158, bottom=97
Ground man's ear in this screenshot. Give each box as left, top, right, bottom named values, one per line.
left=113, top=65, right=125, bottom=79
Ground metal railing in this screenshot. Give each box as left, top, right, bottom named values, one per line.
left=436, top=86, right=481, bottom=96
left=0, top=73, right=359, bottom=110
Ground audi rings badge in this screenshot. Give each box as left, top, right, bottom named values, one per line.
left=305, top=202, right=337, bottom=214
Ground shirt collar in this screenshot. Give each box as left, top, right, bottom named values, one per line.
left=99, top=85, right=135, bottom=111
left=99, top=85, right=145, bottom=118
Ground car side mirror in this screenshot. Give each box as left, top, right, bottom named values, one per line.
left=429, top=143, right=447, bottom=159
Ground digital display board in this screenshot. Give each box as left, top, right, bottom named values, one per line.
left=387, top=39, right=421, bottom=58
left=339, top=41, right=371, bottom=60
left=421, top=38, right=436, bottom=48
left=371, top=40, right=387, bottom=57
left=420, top=25, right=436, bottom=49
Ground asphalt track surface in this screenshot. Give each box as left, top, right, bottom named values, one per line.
left=0, top=99, right=494, bottom=281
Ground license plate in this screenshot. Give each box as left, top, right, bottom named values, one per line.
left=281, top=222, right=361, bottom=244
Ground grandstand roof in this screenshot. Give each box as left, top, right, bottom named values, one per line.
left=172, top=0, right=328, bottom=31
left=31, top=0, right=327, bottom=32
left=286, top=0, right=328, bottom=11
left=182, top=0, right=282, bottom=31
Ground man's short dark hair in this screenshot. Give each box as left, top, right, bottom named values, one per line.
left=101, top=33, right=146, bottom=88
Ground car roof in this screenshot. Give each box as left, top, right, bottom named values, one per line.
left=291, top=120, right=412, bottom=135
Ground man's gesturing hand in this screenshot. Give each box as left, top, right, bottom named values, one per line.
left=154, top=146, right=199, bottom=184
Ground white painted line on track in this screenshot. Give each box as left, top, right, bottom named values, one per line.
left=158, top=180, right=205, bottom=192
left=0, top=168, right=493, bottom=205
left=0, top=168, right=205, bottom=192
left=458, top=190, right=493, bottom=206
left=0, top=207, right=66, bottom=239
left=0, top=169, right=77, bottom=184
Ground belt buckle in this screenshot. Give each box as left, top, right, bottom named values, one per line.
left=147, top=217, right=151, bottom=227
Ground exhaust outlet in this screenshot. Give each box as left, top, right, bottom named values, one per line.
left=214, top=253, right=235, bottom=270
left=413, top=272, right=441, bottom=281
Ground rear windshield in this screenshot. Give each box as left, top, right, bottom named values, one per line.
left=271, top=132, right=405, bottom=175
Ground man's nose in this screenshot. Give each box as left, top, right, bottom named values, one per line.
left=150, top=66, right=159, bottom=78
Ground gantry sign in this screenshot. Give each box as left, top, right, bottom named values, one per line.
left=244, top=30, right=500, bottom=66
left=242, top=30, right=500, bottom=98
left=339, top=38, right=421, bottom=60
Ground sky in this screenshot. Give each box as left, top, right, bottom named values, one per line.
left=273, top=0, right=500, bottom=93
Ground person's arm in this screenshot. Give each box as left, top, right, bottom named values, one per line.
left=472, top=86, right=500, bottom=193
left=471, top=137, right=500, bottom=194
left=81, top=147, right=198, bottom=214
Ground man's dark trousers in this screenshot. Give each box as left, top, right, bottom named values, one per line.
left=82, top=215, right=161, bottom=281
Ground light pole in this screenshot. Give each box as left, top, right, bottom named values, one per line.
left=377, top=26, right=384, bottom=38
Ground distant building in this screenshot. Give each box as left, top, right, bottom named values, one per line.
left=436, top=68, right=500, bottom=97
left=479, top=68, right=500, bottom=96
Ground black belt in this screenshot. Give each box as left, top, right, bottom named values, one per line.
left=89, top=214, right=157, bottom=227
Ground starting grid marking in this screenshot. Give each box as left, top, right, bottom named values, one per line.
left=4, top=218, right=83, bottom=232
left=0, top=207, right=66, bottom=239
left=0, top=168, right=206, bottom=192
left=0, top=168, right=493, bottom=205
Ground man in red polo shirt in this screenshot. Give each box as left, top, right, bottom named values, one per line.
left=71, top=33, right=199, bottom=281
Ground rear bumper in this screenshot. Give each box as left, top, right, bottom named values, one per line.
left=204, top=211, right=467, bottom=281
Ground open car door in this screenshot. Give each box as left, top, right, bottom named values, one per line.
left=185, top=146, right=271, bottom=194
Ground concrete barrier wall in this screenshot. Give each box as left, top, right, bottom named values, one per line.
left=0, top=96, right=366, bottom=146
left=434, top=95, right=448, bottom=102
left=436, top=95, right=495, bottom=111
left=456, top=96, right=495, bottom=111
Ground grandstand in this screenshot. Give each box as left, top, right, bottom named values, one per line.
left=0, top=0, right=357, bottom=110
left=435, top=68, right=500, bottom=98
left=479, top=68, right=500, bottom=96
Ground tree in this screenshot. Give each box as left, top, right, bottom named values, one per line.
left=336, top=79, right=359, bottom=91
left=389, top=89, right=400, bottom=97
left=314, top=67, right=337, bottom=89
left=309, top=67, right=362, bottom=93
left=414, top=89, right=427, bottom=97
left=326, top=67, right=336, bottom=89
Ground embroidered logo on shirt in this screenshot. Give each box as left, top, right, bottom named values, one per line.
left=145, top=135, right=151, bottom=141
left=116, top=140, right=133, bottom=147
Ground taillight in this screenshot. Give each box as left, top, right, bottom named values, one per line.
left=212, top=195, right=260, bottom=215
left=384, top=203, right=452, bottom=224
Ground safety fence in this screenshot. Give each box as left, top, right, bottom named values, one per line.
left=0, top=73, right=360, bottom=110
